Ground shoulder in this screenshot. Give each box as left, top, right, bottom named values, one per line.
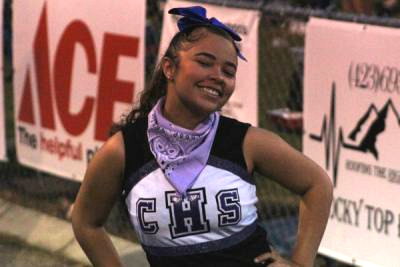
left=243, top=126, right=298, bottom=174
left=80, top=131, right=126, bottom=199
left=90, top=131, right=125, bottom=174
left=244, top=126, right=293, bottom=161
left=244, top=127, right=284, bottom=148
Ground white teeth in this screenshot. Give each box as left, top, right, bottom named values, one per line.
left=202, top=87, right=220, bottom=96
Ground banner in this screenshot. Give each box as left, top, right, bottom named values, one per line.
left=304, top=18, right=400, bottom=267
left=13, top=0, right=146, bottom=180
left=0, top=0, right=5, bottom=161
left=159, top=0, right=260, bottom=126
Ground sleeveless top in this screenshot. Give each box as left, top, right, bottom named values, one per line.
left=121, top=116, right=270, bottom=267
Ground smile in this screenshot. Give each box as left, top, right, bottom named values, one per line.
left=200, top=86, right=222, bottom=97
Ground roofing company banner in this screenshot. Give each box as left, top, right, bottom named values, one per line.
left=159, top=0, right=260, bottom=126
left=304, top=17, right=400, bottom=267
left=13, top=0, right=145, bottom=180
left=0, top=0, right=5, bottom=161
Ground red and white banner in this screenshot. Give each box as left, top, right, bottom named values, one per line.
left=13, top=0, right=146, bottom=180
left=0, top=0, right=5, bottom=161
left=159, top=0, right=260, bottom=126
left=304, top=17, right=400, bottom=267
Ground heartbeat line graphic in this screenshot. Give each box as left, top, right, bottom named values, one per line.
left=309, top=82, right=400, bottom=187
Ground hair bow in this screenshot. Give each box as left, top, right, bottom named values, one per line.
left=168, top=6, right=246, bottom=61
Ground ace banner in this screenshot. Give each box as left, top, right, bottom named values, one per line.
left=13, top=0, right=146, bottom=180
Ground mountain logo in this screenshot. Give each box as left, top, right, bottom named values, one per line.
left=308, top=82, right=400, bottom=187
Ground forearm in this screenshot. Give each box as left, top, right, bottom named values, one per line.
left=291, top=179, right=333, bottom=267
left=73, top=224, right=124, bottom=267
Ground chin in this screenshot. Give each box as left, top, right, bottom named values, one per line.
left=201, top=100, right=224, bottom=113
left=190, top=102, right=219, bottom=117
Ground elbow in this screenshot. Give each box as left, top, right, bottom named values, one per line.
left=320, top=172, right=334, bottom=206
left=71, top=205, right=105, bottom=238
left=71, top=204, right=82, bottom=230
left=304, top=171, right=334, bottom=206
left=70, top=205, right=94, bottom=241
left=71, top=206, right=83, bottom=239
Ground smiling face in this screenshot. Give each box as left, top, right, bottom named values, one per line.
left=162, top=27, right=238, bottom=128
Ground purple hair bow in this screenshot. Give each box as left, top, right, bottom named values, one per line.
left=168, top=6, right=246, bottom=61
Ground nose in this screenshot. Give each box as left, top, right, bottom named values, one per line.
left=208, top=65, right=225, bottom=85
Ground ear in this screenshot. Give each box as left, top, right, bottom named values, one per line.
left=161, top=57, right=176, bottom=81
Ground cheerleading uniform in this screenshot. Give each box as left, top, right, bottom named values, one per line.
left=121, top=116, right=271, bottom=266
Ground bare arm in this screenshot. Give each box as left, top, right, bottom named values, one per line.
left=244, top=127, right=333, bottom=267
left=71, top=132, right=125, bottom=267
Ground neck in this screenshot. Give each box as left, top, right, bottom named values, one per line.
left=162, top=100, right=209, bottom=130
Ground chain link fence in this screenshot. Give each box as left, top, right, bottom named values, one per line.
left=2, top=0, right=400, bottom=265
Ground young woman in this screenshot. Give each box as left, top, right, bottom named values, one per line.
left=72, top=6, right=333, bottom=267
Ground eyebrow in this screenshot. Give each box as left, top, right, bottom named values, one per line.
left=194, top=52, right=237, bottom=70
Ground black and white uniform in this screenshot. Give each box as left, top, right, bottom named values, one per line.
left=121, top=116, right=271, bottom=267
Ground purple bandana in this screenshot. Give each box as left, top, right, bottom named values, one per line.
left=147, top=98, right=220, bottom=195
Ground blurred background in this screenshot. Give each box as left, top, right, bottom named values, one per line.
left=1, top=0, right=400, bottom=266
